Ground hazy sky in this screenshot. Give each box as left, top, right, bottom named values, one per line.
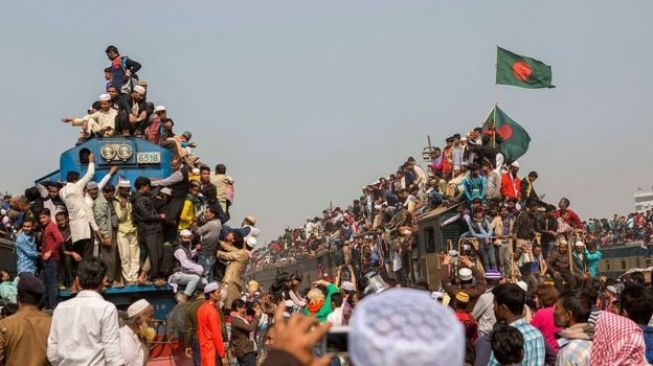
left=1, top=1, right=652, bottom=244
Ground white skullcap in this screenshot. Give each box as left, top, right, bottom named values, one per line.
left=511, top=161, right=520, bottom=168
left=86, top=181, right=98, bottom=190
left=118, top=179, right=131, bottom=188
left=154, top=105, right=166, bottom=113
left=133, top=85, right=146, bottom=94
left=179, top=229, right=192, bottom=237
left=98, top=93, right=111, bottom=102
left=575, top=241, right=585, bottom=247
left=349, top=288, right=464, bottom=366
left=341, top=281, right=356, bottom=292
left=246, top=236, right=257, bottom=248
left=127, top=299, right=151, bottom=318
left=204, top=282, right=219, bottom=294
left=458, top=268, right=473, bottom=281
left=516, top=280, right=528, bottom=292
left=160, top=187, right=172, bottom=196
left=245, top=215, right=257, bottom=226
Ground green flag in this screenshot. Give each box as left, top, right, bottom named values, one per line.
left=482, top=105, right=531, bottom=161
left=496, top=47, right=554, bottom=89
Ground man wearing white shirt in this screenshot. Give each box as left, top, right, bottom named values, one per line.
left=59, top=153, right=105, bottom=260
left=47, top=258, right=125, bottom=366
left=327, top=293, right=345, bottom=326
left=120, top=299, right=154, bottom=366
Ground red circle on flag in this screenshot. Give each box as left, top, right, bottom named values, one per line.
left=498, top=124, right=513, bottom=140
left=512, top=61, right=532, bottom=81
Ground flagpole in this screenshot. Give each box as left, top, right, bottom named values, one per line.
left=494, top=45, right=500, bottom=105
left=493, top=45, right=499, bottom=148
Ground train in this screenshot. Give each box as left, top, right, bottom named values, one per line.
left=251, top=205, right=466, bottom=291
left=2, top=136, right=189, bottom=365
left=250, top=205, right=651, bottom=291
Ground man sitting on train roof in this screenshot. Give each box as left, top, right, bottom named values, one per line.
left=115, top=84, right=149, bottom=137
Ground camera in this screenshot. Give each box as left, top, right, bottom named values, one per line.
left=321, top=326, right=349, bottom=355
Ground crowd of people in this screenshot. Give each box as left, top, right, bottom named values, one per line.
left=1, top=45, right=653, bottom=366
left=4, top=256, right=653, bottom=366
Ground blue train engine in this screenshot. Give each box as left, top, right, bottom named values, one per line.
left=36, top=137, right=189, bottom=364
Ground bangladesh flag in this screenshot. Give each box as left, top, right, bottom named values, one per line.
left=496, top=47, right=554, bottom=89
left=482, top=105, right=531, bottom=161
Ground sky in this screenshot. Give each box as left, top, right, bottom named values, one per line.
left=1, top=1, right=652, bottom=244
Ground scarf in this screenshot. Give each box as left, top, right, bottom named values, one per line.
left=307, top=300, right=324, bottom=315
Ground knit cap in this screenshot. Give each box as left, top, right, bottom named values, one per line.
left=349, top=288, right=464, bottom=366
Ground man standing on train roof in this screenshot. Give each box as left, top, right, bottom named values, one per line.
left=152, top=156, right=190, bottom=243
left=59, top=153, right=104, bottom=260
left=105, top=45, right=141, bottom=93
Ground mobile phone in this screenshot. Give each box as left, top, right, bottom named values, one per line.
left=321, top=326, right=349, bottom=355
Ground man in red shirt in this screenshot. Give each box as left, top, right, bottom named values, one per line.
left=39, top=208, right=64, bottom=310
left=197, top=282, right=227, bottom=366
left=554, top=197, right=583, bottom=230
left=501, top=161, right=522, bottom=200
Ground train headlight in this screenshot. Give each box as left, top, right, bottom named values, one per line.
left=100, top=145, right=116, bottom=161
left=117, top=144, right=133, bottom=161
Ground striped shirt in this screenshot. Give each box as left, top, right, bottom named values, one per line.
left=488, top=318, right=546, bottom=366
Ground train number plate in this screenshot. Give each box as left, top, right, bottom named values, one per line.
left=136, top=152, right=161, bottom=164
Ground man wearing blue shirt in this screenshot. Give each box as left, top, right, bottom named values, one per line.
left=463, top=164, right=487, bottom=203
left=488, top=284, right=546, bottom=366
left=15, top=220, right=39, bottom=275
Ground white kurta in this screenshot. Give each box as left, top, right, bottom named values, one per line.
left=59, top=163, right=95, bottom=243
left=119, top=326, right=145, bottom=366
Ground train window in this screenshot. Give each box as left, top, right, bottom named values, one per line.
left=636, top=256, right=641, bottom=267
left=79, top=148, right=91, bottom=165
left=647, top=257, right=652, bottom=267
left=621, top=260, right=626, bottom=270
left=425, top=227, right=436, bottom=254
left=605, top=260, right=610, bottom=271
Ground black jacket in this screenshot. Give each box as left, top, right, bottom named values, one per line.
left=132, top=191, right=162, bottom=233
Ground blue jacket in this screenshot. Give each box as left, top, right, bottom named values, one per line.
left=463, top=176, right=487, bottom=202
left=586, top=250, right=602, bottom=277
left=16, top=232, right=39, bottom=274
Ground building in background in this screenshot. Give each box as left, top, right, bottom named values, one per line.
left=635, top=190, right=653, bottom=212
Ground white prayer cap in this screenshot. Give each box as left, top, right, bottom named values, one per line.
left=118, top=179, right=131, bottom=188
left=127, top=299, right=151, bottom=318
left=179, top=229, right=192, bottom=238
left=154, top=105, right=166, bottom=113
left=244, top=215, right=257, bottom=226
left=86, top=181, right=98, bottom=190
left=575, top=241, right=585, bottom=247
left=133, top=85, right=146, bottom=95
left=246, top=236, right=257, bottom=248
left=349, top=288, right=464, bottom=366
left=98, top=93, right=111, bottom=102
left=511, top=161, right=520, bottom=168
left=341, top=281, right=356, bottom=292
left=458, top=268, right=473, bottom=281
left=160, top=187, right=172, bottom=196
left=516, top=280, right=528, bottom=292
left=204, top=282, right=220, bottom=294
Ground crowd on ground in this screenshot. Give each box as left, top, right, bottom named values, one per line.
left=1, top=45, right=653, bottom=366
left=3, top=255, right=653, bottom=366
